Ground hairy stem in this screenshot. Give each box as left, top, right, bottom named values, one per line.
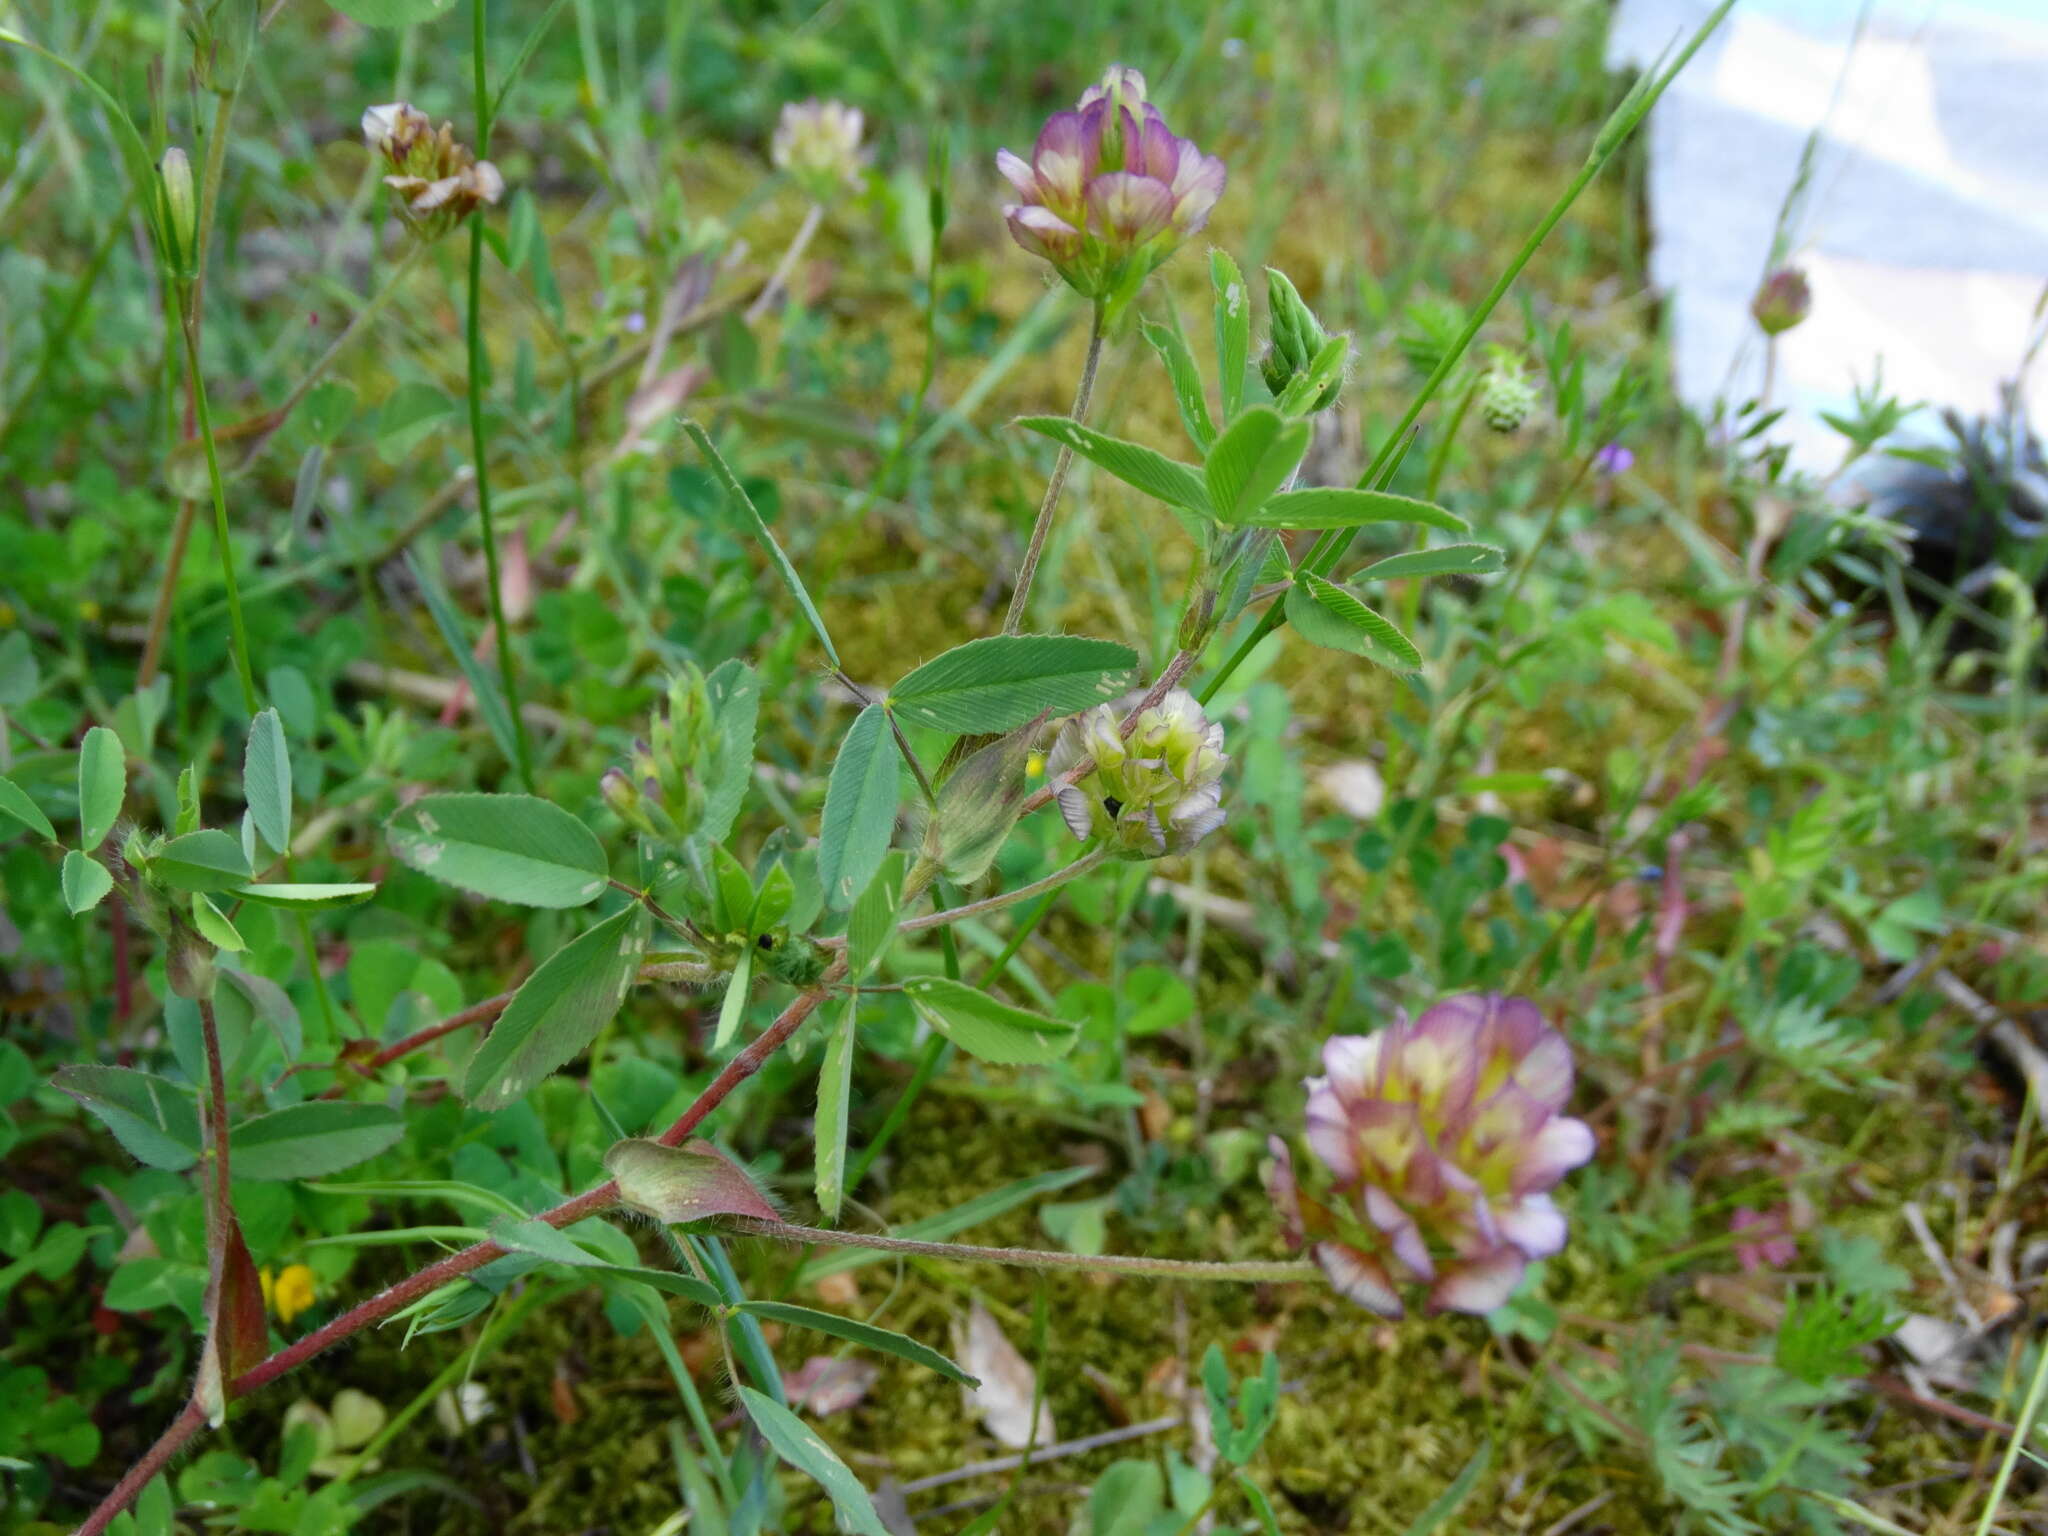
left=1198, top=0, right=1733, bottom=707
left=744, top=200, right=824, bottom=324
left=197, top=994, right=233, bottom=1235
left=74, top=974, right=839, bottom=1535
left=188, top=87, right=237, bottom=338
left=893, top=846, right=1110, bottom=935
left=732, top=1218, right=1321, bottom=1283
left=1002, top=302, right=1105, bottom=635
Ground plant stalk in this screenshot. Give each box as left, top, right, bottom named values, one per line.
left=733, top=1218, right=1321, bottom=1283
left=73, top=972, right=839, bottom=1536
left=1002, top=302, right=1105, bottom=634
left=467, top=0, right=533, bottom=787
left=179, top=309, right=258, bottom=714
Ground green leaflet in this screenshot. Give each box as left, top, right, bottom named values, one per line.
left=228, top=1102, right=405, bottom=1180
left=1285, top=573, right=1424, bottom=671
left=1013, top=416, right=1211, bottom=514
left=53, top=1065, right=201, bottom=1170
left=387, top=793, right=607, bottom=909
left=1243, top=487, right=1469, bottom=534
left=816, top=705, right=901, bottom=911
left=888, top=634, right=1136, bottom=734
left=1205, top=406, right=1310, bottom=523
left=462, top=905, right=646, bottom=1109
left=904, top=977, right=1078, bottom=1066
left=242, top=708, right=292, bottom=854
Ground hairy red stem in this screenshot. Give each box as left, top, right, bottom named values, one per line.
left=73, top=976, right=839, bottom=1535
left=311, top=991, right=515, bottom=1099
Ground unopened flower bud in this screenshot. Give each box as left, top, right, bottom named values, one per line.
left=361, top=102, right=504, bottom=242
left=1046, top=689, right=1227, bottom=860
left=1750, top=266, right=1811, bottom=337
left=1259, top=268, right=1343, bottom=411
left=1479, top=349, right=1538, bottom=433
left=998, top=65, right=1226, bottom=315
left=770, top=99, right=866, bottom=204
left=156, top=149, right=199, bottom=280
left=1269, top=993, right=1595, bottom=1317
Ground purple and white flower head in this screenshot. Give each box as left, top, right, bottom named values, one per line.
left=1044, top=688, right=1226, bottom=860
left=1268, top=993, right=1595, bottom=1318
left=362, top=103, right=503, bottom=241
left=771, top=99, right=866, bottom=203
left=997, top=66, right=1226, bottom=313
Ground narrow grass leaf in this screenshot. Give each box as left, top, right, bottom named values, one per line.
left=736, top=1388, right=893, bottom=1536
left=323, top=0, right=459, bottom=25
left=1398, top=1442, right=1490, bottom=1536
left=1014, top=416, right=1211, bottom=514
left=684, top=421, right=840, bottom=668
left=386, top=793, right=607, bottom=908
left=406, top=550, right=523, bottom=771
left=817, top=705, right=901, bottom=911
left=736, top=1301, right=978, bottom=1388
left=888, top=635, right=1136, bottom=734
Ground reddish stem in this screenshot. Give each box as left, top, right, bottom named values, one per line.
left=311, top=991, right=515, bottom=1099
left=72, top=974, right=840, bottom=1536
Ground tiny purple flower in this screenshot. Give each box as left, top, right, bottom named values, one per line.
left=1268, top=993, right=1595, bottom=1318
left=1731, top=1207, right=1797, bottom=1272
left=997, top=66, right=1225, bottom=311
left=1593, top=442, right=1634, bottom=476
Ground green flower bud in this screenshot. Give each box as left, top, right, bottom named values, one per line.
left=1478, top=348, right=1539, bottom=434
left=1750, top=266, right=1812, bottom=337
left=156, top=149, right=199, bottom=282
left=1260, top=269, right=1314, bottom=381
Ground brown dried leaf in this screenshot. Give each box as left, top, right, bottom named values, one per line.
left=958, top=1302, right=1053, bottom=1449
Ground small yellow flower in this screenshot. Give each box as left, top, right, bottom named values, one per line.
left=260, top=1263, right=317, bottom=1326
